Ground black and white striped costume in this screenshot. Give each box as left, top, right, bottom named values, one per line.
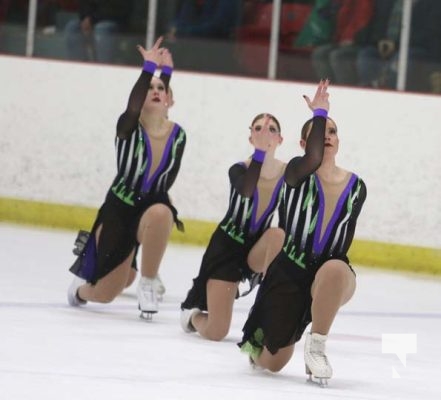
left=181, top=158, right=285, bottom=312
left=181, top=114, right=328, bottom=312
left=70, top=64, right=186, bottom=284
left=239, top=124, right=367, bottom=354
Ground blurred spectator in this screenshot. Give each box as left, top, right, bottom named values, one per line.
left=166, top=0, right=240, bottom=41
left=355, top=0, right=400, bottom=88
left=294, top=0, right=337, bottom=48
left=35, top=1, right=82, bottom=34
left=37, top=0, right=59, bottom=33
left=310, top=0, right=373, bottom=85
left=64, top=0, right=133, bottom=63
left=356, top=0, right=441, bottom=91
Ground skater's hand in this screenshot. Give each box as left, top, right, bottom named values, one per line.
left=137, top=36, right=164, bottom=65
left=250, top=115, right=279, bottom=151
left=303, top=79, right=330, bottom=112
left=161, top=48, right=174, bottom=68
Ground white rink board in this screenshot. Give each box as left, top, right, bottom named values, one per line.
left=0, top=55, right=440, bottom=248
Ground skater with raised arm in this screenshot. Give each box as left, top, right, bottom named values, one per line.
left=180, top=113, right=286, bottom=340
left=239, top=87, right=366, bottom=387
left=67, top=37, right=187, bottom=319
left=180, top=80, right=331, bottom=341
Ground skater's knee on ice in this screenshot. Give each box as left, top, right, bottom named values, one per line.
left=89, top=287, right=120, bottom=303
left=259, top=345, right=293, bottom=372
left=260, top=357, right=288, bottom=373
left=203, top=323, right=229, bottom=341
left=95, top=293, right=118, bottom=303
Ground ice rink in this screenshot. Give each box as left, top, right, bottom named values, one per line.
left=1, top=223, right=440, bottom=400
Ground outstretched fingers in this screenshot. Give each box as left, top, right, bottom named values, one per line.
left=303, top=94, right=313, bottom=110
left=304, top=79, right=330, bottom=112
left=316, top=79, right=329, bottom=97
left=137, top=37, right=165, bottom=64
left=252, top=114, right=274, bottom=151
left=262, top=115, right=270, bottom=132
left=161, top=48, right=174, bottom=68
left=152, top=36, right=164, bottom=50
left=136, top=44, right=146, bottom=58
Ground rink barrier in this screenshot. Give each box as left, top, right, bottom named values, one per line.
left=1, top=196, right=440, bottom=275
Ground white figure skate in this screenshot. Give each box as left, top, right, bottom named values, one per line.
left=67, top=276, right=87, bottom=306
left=304, top=332, right=333, bottom=387
left=137, top=277, right=158, bottom=320
left=152, top=274, right=166, bottom=301
left=180, top=307, right=201, bottom=333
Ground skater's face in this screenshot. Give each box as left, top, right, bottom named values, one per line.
left=250, top=113, right=281, bottom=135
left=249, top=113, right=283, bottom=151
left=143, top=77, right=170, bottom=114
left=300, top=118, right=339, bottom=157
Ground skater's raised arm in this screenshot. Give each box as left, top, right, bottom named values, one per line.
left=285, top=79, right=330, bottom=187
left=231, top=114, right=282, bottom=198
left=116, top=37, right=164, bottom=140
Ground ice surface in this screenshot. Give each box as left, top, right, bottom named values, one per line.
left=0, top=223, right=440, bottom=400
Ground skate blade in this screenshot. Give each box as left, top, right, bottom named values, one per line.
left=307, top=374, right=329, bottom=388
left=139, top=311, right=157, bottom=321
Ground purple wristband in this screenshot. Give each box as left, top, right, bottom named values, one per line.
left=313, top=108, right=328, bottom=118
left=252, top=149, right=266, bottom=163
left=161, top=66, right=173, bottom=75
left=142, top=60, right=157, bottom=74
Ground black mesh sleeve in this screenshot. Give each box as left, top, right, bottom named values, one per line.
left=284, top=116, right=326, bottom=187
left=159, top=71, right=171, bottom=92
left=116, top=69, right=155, bottom=140
left=229, top=159, right=263, bottom=198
